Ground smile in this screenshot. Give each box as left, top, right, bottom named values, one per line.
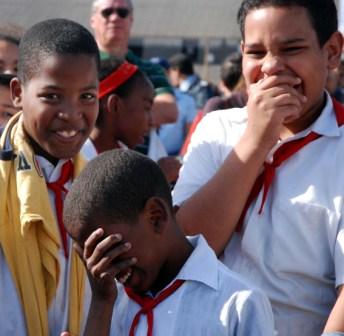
left=55, top=130, right=79, bottom=139
left=117, top=268, right=132, bottom=285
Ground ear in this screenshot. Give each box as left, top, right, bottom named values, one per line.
left=103, top=93, right=123, bottom=123
left=10, top=77, right=23, bottom=109
left=325, top=31, right=343, bottom=70
left=143, top=197, right=169, bottom=234
left=240, top=40, right=244, bottom=54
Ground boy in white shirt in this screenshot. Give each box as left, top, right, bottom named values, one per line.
left=173, top=0, right=344, bottom=335
left=62, top=149, right=275, bottom=336
left=0, top=18, right=99, bottom=335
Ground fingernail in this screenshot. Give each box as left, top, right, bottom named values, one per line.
left=295, top=78, right=301, bottom=83
left=131, top=257, right=137, bottom=263
left=114, top=233, right=122, bottom=240
left=124, top=242, right=131, bottom=249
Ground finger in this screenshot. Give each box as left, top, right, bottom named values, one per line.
left=86, top=234, right=124, bottom=272
left=83, top=228, right=105, bottom=259
left=100, top=257, right=138, bottom=281
left=89, top=242, right=133, bottom=278
left=255, top=75, right=302, bottom=89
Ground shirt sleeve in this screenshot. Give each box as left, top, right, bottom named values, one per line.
left=172, top=111, right=234, bottom=206
left=228, top=290, right=276, bottom=336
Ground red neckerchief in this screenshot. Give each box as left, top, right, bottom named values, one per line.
left=125, top=279, right=185, bottom=336
left=47, top=160, right=73, bottom=257
left=237, top=98, right=344, bottom=232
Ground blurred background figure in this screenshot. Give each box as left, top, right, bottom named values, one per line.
left=203, top=52, right=247, bottom=114
left=0, top=73, right=19, bottom=128
left=168, top=52, right=217, bottom=110
left=151, top=57, right=197, bottom=156
left=0, top=23, right=23, bottom=75
left=90, top=0, right=178, bottom=128
left=327, top=55, right=344, bottom=103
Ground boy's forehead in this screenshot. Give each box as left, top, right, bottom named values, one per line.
left=26, top=53, right=98, bottom=84
left=243, top=5, right=313, bottom=39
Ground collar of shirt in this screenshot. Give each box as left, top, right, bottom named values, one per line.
left=174, top=235, right=219, bottom=291
left=34, top=155, right=70, bottom=183
left=179, top=74, right=198, bottom=92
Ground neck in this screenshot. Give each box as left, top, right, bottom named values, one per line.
left=151, top=231, right=193, bottom=295
left=99, top=42, right=128, bottom=59
left=279, top=93, right=326, bottom=140
left=26, top=132, right=59, bottom=166
left=90, top=127, right=121, bottom=153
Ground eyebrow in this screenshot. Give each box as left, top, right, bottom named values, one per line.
left=42, top=84, right=98, bottom=91
left=244, top=38, right=307, bottom=48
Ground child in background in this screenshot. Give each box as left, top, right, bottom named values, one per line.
left=63, top=149, right=275, bottom=336
left=0, top=73, right=18, bottom=127
left=0, top=18, right=99, bottom=335
left=0, top=29, right=20, bottom=74
left=81, top=57, right=154, bottom=160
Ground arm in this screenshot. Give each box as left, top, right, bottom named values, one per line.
left=151, top=92, right=178, bottom=127
left=76, top=229, right=137, bottom=336
left=176, top=75, right=306, bottom=255
left=323, top=286, right=344, bottom=333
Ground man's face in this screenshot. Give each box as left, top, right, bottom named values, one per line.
left=90, top=0, right=133, bottom=51
left=241, top=6, right=342, bottom=129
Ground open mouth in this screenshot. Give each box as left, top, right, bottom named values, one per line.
left=116, top=268, right=132, bottom=285
left=55, top=130, right=79, bottom=138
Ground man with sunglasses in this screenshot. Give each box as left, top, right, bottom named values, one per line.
left=90, top=0, right=178, bottom=129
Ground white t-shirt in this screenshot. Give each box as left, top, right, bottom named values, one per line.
left=173, top=93, right=344, bottom=336
left=0, top=157, right=75, bottom=336
left=110, top=235, right=275, bottom=336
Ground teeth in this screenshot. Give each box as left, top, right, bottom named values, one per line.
left=56, top=130, right=78, bottom=138
left=118, top=269, right=132, bottom=284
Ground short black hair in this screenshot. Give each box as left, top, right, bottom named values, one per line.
left=221, top=53, right=242, bottom=90
left=97, top=56, right=152, bottom=125
left=0, top=73, right=15, bottom=88
left=64, top=149, right=173, bottom=242
left=168, top=53, right=194, bottom=76
left=17, top=18, right=100, bottom=83
left=237, top=0, right=338, bottom=47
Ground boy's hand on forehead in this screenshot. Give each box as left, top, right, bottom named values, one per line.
left=74, top=228, right=137, bottom=302
left=244, top=74, right=307, bottom=149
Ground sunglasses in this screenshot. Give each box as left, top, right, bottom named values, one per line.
left=100, top=7, right=131, bottom=19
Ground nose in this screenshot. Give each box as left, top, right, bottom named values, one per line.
left=58, top=99, right=82, bottom=122
left=261, top=53, right=285, bottom=76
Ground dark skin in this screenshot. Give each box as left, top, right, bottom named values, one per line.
left=64, top=197, right=193, bottom=336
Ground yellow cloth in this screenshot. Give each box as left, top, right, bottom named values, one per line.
left=0, top=113, right=86, bottom=335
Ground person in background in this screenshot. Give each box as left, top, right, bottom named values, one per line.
left=168, top=52, right=217, bottom=110
left=90, top=0, right=178, bottom=128
left=173, top=0, right=344, bottom=335
left=203, top=52, right=248, bottom=114
left=150, top=57, right=197, bottom=156
left=81, top=57, right=154, bottom=160
left=0, top=18, right=100, bottom=335
left=0, top=73, right=19, bottom=128
left=0, top=24, right=22, bottom=75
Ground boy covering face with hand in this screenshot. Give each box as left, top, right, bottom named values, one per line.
left=63, top=149, right=275, bottom=336
left=173, top=0, right=344, bottom=335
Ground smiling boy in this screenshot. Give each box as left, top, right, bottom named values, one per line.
left=173, top=0, right=344, bottom=335
left=0, top=19, right=99, bottom=335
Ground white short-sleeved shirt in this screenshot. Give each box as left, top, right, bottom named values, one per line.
left=173, top=94, right=344, bottom=336
left=0, top=157, right=75, bottom=336
left=110, top=235, right=275, bottom=336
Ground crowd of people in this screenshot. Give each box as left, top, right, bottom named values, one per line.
left=1, top=0, right=344, bottom=335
